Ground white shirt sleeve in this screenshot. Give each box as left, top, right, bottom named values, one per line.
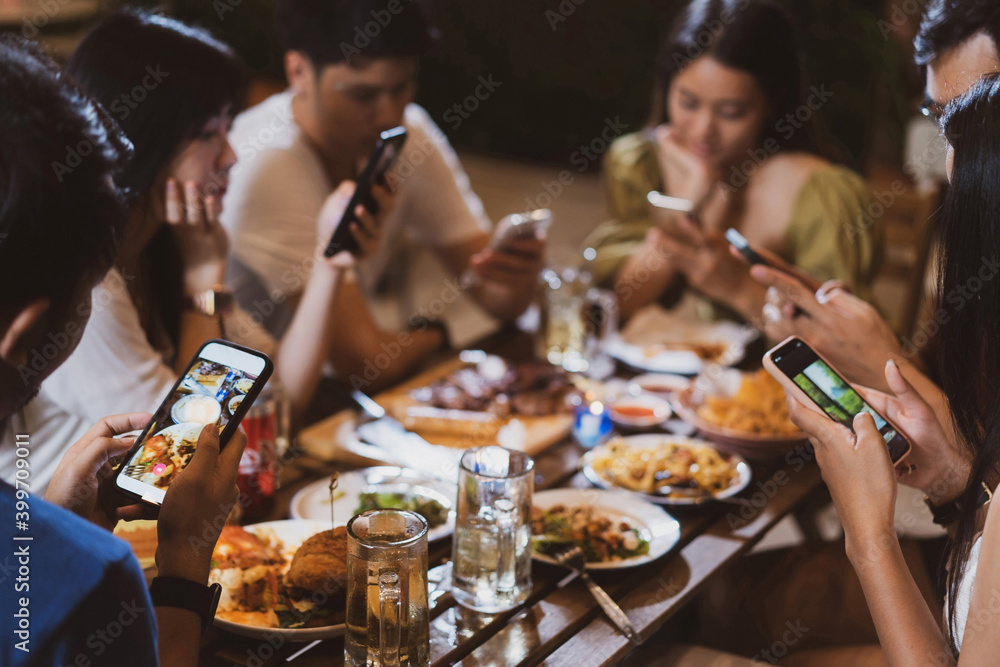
left=42, top=269, right=177, bottom=422
left=222, top=130, right=330, bottom=300
left=389, top=105, right=492, bottom=247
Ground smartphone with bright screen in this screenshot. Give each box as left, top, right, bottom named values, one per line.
left=766, top=337, right=910, bottom=463
left=114, top=340, right=273, bottom=505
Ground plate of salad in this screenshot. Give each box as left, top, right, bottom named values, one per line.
left=530, top=488, right=681, bottom=569
left=289, top=466, right=456, bottom=542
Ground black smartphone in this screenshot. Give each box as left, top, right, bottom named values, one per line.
left=113, top=340, right=273, bottom=505
left=725, top=228, right=769, bottom=266
left=764, top=336, right=911, bottom=464
left=323, top=126, right=407, bottom=258
left=726, top=228, right=824, bottom=292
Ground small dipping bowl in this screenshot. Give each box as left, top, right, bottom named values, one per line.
left=627, top=373, right=691, bottom=399
left=609, top=395, right=672, bottom=429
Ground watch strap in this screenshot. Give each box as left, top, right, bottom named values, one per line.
left=925, top=482, right=993, bottom=526
left=149, top=577, right=221, bottom=631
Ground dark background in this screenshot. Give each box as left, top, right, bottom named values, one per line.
left=157, top=0, right=922, bottom=172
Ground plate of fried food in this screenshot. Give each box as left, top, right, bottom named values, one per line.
left=582, top=434, right=751, bottom=505
left=531, top=488, right=680, bottom=569
left=209, top=520, right=347, bottom=640
left=604, top=306, right=756, bottom=375
left=289, top=467, right=456, bottom=542
left=127, top=422, right=203, bottom=490
left=671, top=368, right=807, bottom=459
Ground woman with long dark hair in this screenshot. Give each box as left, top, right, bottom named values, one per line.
left=788, top=74, right=1000, bottom=663
left=588, top=0, right=882, bottom=322
left=27, top=10, right=382, bottom=488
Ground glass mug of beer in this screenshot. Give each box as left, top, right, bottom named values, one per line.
left=346, top=509, right=430, bottom=667
left=537, top=267, right=618, bottom=374
left=451, top=446, right=534, bottom=613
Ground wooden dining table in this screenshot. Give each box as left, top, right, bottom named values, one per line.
left=196, top=327, right=827, bottom=667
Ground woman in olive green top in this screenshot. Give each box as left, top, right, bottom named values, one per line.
left=589, top=0, right=882, bottom=324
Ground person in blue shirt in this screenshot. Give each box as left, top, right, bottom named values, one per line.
left=0, top=40, right=246, bottom=666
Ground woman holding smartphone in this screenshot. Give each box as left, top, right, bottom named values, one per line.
left=787, top=75, right=1000, bottom=663
left=587, top=0, right=882, bottom=322
left=26, top=10, right=385, bottom=488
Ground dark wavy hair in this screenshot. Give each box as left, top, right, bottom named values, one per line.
left=66, top=9, right=244, bottom=347
left=936, top=72, right=1000, bottom=652
left=651, top=0, right=820, bottom=155
left=915, top=0, right=1000, bottom=69
left=0, top=38, right=130, bottom=323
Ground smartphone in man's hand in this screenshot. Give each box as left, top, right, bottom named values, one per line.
left=113, top=340, right=273, bottom=506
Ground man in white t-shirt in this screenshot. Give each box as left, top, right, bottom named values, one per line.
left=222, top=0, right=545, bottom=390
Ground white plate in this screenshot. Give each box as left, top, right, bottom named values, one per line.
left=212, top=519, right=344, bottom=641
left=289, top=467, right=456, bottom=542
left=605, top=321, right=754, bottom=375
left=581, top=433, right=752, bottom=506
left=531, top=488, right=680, bottom=569
left=170, top=394, right=221, bottom=426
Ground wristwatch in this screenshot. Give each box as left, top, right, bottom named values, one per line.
left=149, top=577, right=222, bottom=631
left=186, top=285, right=235, bottom=317
left=925, top=481, right=993, bottom=526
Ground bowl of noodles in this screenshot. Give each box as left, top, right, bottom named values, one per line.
left=582, top=434, right=751, bottom=505
left=671, top=369, right=807, bottom=460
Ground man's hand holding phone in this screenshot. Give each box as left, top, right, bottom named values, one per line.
left=316, top=181, right=392, bottom=267
left=468, top=234, right=546, bottom=289
left=45, top=413, right=156, bottom=532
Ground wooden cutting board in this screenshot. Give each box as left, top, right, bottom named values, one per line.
left=297, top=357, right=574, bottom=462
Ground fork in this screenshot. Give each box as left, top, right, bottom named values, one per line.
left=552, top=546, right=643, bottom=645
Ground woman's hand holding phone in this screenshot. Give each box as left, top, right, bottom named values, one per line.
left=751, top=264, right=904, bottom=392
left=646, top=218, right=766, bottom=319
left=164, top=178, right=229, bottom=294
left=155, top=424, right=247, bottom=584
left=45, top=413, right=156, bottom=532
left=786, top=395, right=900, bottom=562
left=858, top=360, right=969, bottom=502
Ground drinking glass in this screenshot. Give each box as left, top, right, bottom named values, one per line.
left=537, top=267, right=618, bottom=373
left=346, top=509, right=430, bottom=667
left=236, top=381, right=289, bottom=521
left=451, top=446, right=533, bottom=613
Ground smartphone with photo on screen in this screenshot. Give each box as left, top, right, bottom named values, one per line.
left=763, top=336, right=911, bottom=465
left=113, top=340, right=273, bottom=506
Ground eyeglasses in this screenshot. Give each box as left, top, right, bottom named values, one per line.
left=920, top=98, right=945, bottom=128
